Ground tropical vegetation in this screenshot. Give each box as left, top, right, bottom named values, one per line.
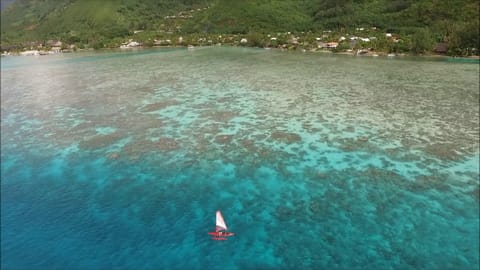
left=1, top=0, right=478, bottom=56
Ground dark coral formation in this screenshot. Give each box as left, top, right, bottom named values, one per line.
left=309, top=200, right=325, bottom=214
left=106, top=152, right=120, bottom=160
left=119, top=137, right=179, bottom=159
left=156, top=137, right=180, bottom=151
left=275, top=206, right=296, bottom=221
left=78, top=132, right=123, bottom=150
left=215, top=134, right=234, bottom=144
left=270, top=131, right=301, bottom=144
left=336, top=136, right=375, bottom=152
left=122, top=140, right=153, bottom=157
left=201, top=110, right=237, bottom=123
left=423, top=143, right=461, bottom=161
left=239, top=139, right=256, bottom=152
left=140, top=100, right=178, bottom=112
left=470, top=188, right=480, bottom=201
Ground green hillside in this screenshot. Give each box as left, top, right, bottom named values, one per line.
left=1, top=0, right=208, bottom=43
left=181, top=0, right=316, bottom=33
left=1, top=0, right=478, bottom=55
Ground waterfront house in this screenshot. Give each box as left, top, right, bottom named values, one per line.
left=326, top=42, right=339, bottom=48
left=120, top=41, right=141, bottom=48
left=20, top=50, right=39, bottom=56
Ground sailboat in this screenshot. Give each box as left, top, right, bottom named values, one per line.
left=208, top=210, right=234, bottom=240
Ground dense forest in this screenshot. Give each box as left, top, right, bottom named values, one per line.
left=1, top=0, right=478, bottom=55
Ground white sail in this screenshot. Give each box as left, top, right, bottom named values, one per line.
left=216, top=210, right=227, bottom=231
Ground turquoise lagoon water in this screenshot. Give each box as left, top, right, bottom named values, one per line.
left=1, top=47, right=479, bottom=270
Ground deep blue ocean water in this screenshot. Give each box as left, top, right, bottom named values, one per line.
left=1, top=47, right=479, bottom=270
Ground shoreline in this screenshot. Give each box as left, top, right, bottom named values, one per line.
left=2, top=44, right=479, bottom=62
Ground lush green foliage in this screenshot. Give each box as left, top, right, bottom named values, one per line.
left=181, top=0, right=315, bottom=34
left=1, top=0, right=478, bottom=55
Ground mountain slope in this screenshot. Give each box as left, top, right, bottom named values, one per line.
left=1, top=0, right=478, bottom=54
left=1, top=0, right=209, bottom=43
left=181, top=0, right=316, bottom=33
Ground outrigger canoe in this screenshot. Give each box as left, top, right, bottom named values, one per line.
left=208, top=210, right=234, bottom=241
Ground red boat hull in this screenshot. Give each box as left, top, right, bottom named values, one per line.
left=208, top=232, right=234, bottom=238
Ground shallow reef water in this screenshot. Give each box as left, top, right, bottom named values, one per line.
left=1, top=47, right=479, bottom=270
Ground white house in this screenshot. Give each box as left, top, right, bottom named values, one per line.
left=326, top=42, right=338, bottom=48
left=120, top=41, right=141, bottom=48
left=127, top=41, right=140, bottom=47
left=318, top=42, right=339, bottom=49
left=20, top=50, right=39, bottom=56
